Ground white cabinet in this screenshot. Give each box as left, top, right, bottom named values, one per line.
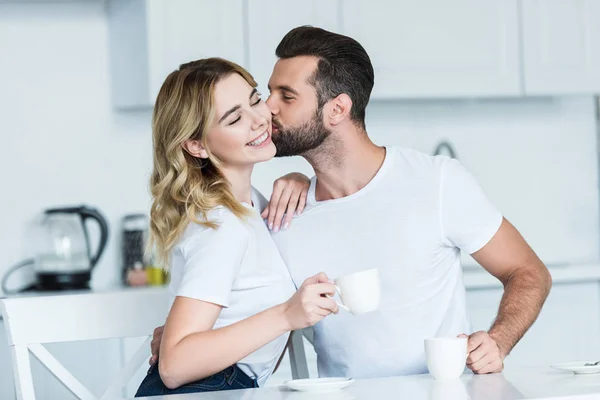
left=467, top=282, right=600, bottom=367
left=521, top=0, right=600, bottom=95
left=107, top=0, right=246, bottom=109
left=105, top=0, right=600, bottom=106
left=341, top=0, right=522, bottom=99
left=246, top=0, right=340, bottom=96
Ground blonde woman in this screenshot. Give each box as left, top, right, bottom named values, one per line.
left=135, top=58, right=338, bottom=397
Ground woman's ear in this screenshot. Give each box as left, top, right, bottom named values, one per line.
left=183, top=139, right=208, bottom=159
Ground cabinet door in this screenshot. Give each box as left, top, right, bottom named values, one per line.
left=108, top=0, right=246, bottom=109
left=522, top=0, right=600, bottom=94
left=341, top=0, right=522, bottom=99
left=247, top=0, right=340, bottom=95
left=148, top=0, right=246, bottom=102
left=467, top=282, right=600, bottom=367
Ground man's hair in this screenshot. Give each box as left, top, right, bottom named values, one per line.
left=275, top=26, right=374, bottom=129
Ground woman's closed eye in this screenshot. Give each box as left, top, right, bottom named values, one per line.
left=228, top=93, right=263, bottom=125
left=251, top=92, right=262, bottom=106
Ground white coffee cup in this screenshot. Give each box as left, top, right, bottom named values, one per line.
left=424, top=337, right=467, bottom=381
left=328, top=268, right=381, bottom=315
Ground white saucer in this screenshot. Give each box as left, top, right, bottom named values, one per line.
left=551, top=361, right=600, bottom=374
left=284, top=377, right=354, bottom=392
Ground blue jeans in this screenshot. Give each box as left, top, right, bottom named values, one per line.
left=135, top=360, right=258, bottom=397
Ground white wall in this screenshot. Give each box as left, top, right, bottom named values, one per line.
left=0, top=2, right=153, bottom=292
left=1, top=2, right=599, bottom=294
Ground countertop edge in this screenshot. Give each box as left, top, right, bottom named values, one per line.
left=2, top=263, right=599, bottom=303
left=463, top=263, right=600, bottom=290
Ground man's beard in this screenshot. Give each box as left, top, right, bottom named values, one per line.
left=272, top=109, right=331, bottom=157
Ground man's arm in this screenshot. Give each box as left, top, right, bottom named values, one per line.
left=465, top=217, right=552, bottom=373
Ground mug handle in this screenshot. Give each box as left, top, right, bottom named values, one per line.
left=326, top=284, right=350, bottom=312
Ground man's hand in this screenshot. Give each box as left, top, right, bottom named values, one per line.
left=149, top=325, right=165, bottom=365
left=459, top=331, right=504, bottom=374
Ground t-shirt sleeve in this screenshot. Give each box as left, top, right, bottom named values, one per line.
left=176, top=212, right=249, bottom=307
left=439, top=158, right=503, bottom=254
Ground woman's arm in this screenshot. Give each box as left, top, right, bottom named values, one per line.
left=159, top=273, right=337, bottom=389
left=159, top=298, right=286, bottom=389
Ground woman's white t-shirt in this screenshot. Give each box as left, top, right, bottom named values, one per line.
left=167, top=190, right=296, bottom=387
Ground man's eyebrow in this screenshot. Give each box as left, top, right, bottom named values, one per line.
left=269, top=84, right=299, bottom=96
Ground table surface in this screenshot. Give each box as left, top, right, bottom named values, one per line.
left=128, top=365, right=600, bottom=400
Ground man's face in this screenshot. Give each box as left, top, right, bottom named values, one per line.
left=266, top=56, right=331, bottom=157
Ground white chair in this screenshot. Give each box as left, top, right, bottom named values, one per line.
left=1, top=288, right=170, bottom=400
left=289, top=329, right=311, bottom=380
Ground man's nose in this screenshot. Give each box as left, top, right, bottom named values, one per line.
left=266, top=95, right=278, bottom=115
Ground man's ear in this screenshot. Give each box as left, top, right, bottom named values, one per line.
left=327, top=94, right=352, bottom=126
left=183, top=139, right=208, bottom=159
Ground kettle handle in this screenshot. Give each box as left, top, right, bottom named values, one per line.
left=78, top=206, right=109, bottom=268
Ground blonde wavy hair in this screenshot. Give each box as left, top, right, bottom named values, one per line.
left=149, top=58, right=256, bottom=268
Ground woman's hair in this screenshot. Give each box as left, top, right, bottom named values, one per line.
left=149, top=58, right=256, bottom=268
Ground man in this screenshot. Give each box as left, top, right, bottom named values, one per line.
left=153, top=26, right=552, bottom=379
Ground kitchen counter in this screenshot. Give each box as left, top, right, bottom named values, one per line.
left=463, top=262, right=600, bottom=289
left=2, top=262, right=600, bottom=305
left=0, top=285, right=167, bottom=320
left=130, top=366, right=600, bottom=400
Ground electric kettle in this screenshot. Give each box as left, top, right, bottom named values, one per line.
left=2, top=205, right=109, bottom=292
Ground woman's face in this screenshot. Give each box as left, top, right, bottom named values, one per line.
left=204, top=73, right=275, bottom=167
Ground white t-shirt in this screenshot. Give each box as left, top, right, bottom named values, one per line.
left=271, top=146, right=503, bottom=379
left=168, top=190, right=296, bottom=387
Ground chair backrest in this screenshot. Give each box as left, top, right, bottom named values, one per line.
left=1, top=288, right=170, bottom=400
left=289, top=330, right=310, bottom=380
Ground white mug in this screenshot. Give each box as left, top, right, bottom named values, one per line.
left=328, top=268, right=381, bottom=315
left=424, top=337, right=468, bottom=381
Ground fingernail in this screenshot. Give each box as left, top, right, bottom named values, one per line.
left=274, top=226, right=280, bottom=233
left=268, top=222, right=273, bottom=230
left=283, top=222, right=289, bottom=230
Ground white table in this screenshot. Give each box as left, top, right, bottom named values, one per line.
left=130, top=366, right=600, bottom=400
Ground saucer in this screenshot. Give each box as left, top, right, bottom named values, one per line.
left=551, top=361, right=600, bottom=374
left=284, top=377, right=354, bottom=392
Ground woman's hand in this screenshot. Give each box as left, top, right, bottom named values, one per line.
left=281, top=272, right=338, bottom=331
left=261, top=172, right=310, bottom=232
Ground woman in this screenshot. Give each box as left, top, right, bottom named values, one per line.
left=135, top=58, right=338, bottom=397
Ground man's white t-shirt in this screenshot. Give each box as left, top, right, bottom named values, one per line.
left=271, top=146, right=503, bottom=379
left=168, top=192, right=296, bottom=387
